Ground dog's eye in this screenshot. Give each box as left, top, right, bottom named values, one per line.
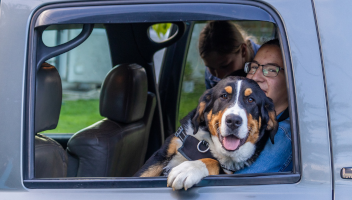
left=247, top=97, right=254, bottom=103
left=220, top=94, right=228, bottom=99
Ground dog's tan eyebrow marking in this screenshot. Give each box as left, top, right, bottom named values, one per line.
left=244, top=88, right=252, bottom=96
left=224, top=86, right=232, bottom=94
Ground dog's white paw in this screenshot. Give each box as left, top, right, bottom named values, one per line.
left=167, top=160, right=208, bottom=191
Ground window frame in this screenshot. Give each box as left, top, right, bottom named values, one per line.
left=24, top=0, right=300, bottom=189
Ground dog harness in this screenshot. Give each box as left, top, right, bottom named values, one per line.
left=175, top=126, right=216, bottom=161
left=175, top=126, right=237, bottom=173
left=175, top=109, right=216, bottom=160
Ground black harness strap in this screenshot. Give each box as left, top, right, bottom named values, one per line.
left=175, top=109, right=216, bottom=161
left=175, top=126, right=216, bottom=161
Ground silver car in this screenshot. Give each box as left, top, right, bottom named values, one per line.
left=0, top=0, right=350, bottom=199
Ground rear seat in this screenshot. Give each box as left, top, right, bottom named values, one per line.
left=67, top=63, right=156, bottom=177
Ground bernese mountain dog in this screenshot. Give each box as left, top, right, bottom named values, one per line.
left=135, top=76, right=278, bottom=190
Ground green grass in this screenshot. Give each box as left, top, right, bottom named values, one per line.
left=177, top=82, right=206, bottom=127
left=40, top=88, right=205, bottom=133
left=41, top=90, right=204, bottom=133
left=177, top=60, right=207, bottom=127
left=41, top=99, right=103, bottom=134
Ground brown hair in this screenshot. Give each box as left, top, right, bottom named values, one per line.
left=198, top=21, right=253, bottom=61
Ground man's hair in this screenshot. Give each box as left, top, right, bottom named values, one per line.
left=198, top=21, right=245, bottom=57
left=198, top=20, right=255, bottom=62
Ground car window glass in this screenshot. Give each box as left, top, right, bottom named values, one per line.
left=27, top=3, right=297, bottom=188
left=40, top=24, right=112, bottom=134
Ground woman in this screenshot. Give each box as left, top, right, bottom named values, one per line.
left=198, top=21, right=260, bottom=89
left=237, top=39, right=292, bottom=173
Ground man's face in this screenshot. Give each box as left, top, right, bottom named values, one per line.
left=203, top=49, right=244, bottom=79
left=246, top=45, right=288, bottom=113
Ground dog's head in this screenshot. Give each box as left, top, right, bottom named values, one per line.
left=192, top=76, right=278, bottom=159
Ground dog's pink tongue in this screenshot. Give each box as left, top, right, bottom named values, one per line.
left=223, top=135, right=240, bottom=150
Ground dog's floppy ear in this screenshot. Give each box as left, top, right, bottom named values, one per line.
left=192, top=88, right=213, bottom=134
left=260, top=97, right=278, bottom=144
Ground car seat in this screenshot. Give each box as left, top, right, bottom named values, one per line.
left=66, top=63, right=156, bottom=177
left=35, top=62, right=68, bottom=178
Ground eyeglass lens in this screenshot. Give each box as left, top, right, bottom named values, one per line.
left=248, top=63, right=280, bottom=77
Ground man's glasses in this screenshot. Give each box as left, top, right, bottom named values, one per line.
left=244, top=62, right=284, bottom=77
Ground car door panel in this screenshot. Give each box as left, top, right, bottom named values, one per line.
left=314, top=0, right=352, bottom=199
left=0, top=0, right=333, bottom=199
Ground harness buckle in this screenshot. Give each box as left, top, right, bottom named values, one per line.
left=197, top=140, right=210, bottom=153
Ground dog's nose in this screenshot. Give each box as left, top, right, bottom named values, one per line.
left=225, top=114, right=242, bottom=130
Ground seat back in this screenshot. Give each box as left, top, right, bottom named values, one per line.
left=35, top=63, right=68, bottom=178
left=67, top=64, right=156, bottom=177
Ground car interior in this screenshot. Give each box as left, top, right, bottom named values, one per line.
left=24, top=2, right=300, bottom=189
left=33, top=20, right=278, bottom=179
left=34, top=22, right=185, bottom=178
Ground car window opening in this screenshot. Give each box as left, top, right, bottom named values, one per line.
left=29, top=17, right=296, bottom=189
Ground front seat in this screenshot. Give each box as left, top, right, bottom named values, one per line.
left=67, top=63, right=156, bottom=177
left=35, top=62, right=68, bottom=178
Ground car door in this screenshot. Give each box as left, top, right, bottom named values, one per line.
left=0, top=0, right=332, bottom=199
left=159, top=0, right=332, bottom=198
left=313, top=0, right=352, bottom=199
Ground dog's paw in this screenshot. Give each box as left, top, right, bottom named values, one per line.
left=167, top=160, right=208, bottom=191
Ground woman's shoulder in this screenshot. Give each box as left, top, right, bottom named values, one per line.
left=278, top=118, right=291, bottom=140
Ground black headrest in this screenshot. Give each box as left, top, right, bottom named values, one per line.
left=100, top=64, right=148, bottom=123
left=35, top=63, right=62, bottom=133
